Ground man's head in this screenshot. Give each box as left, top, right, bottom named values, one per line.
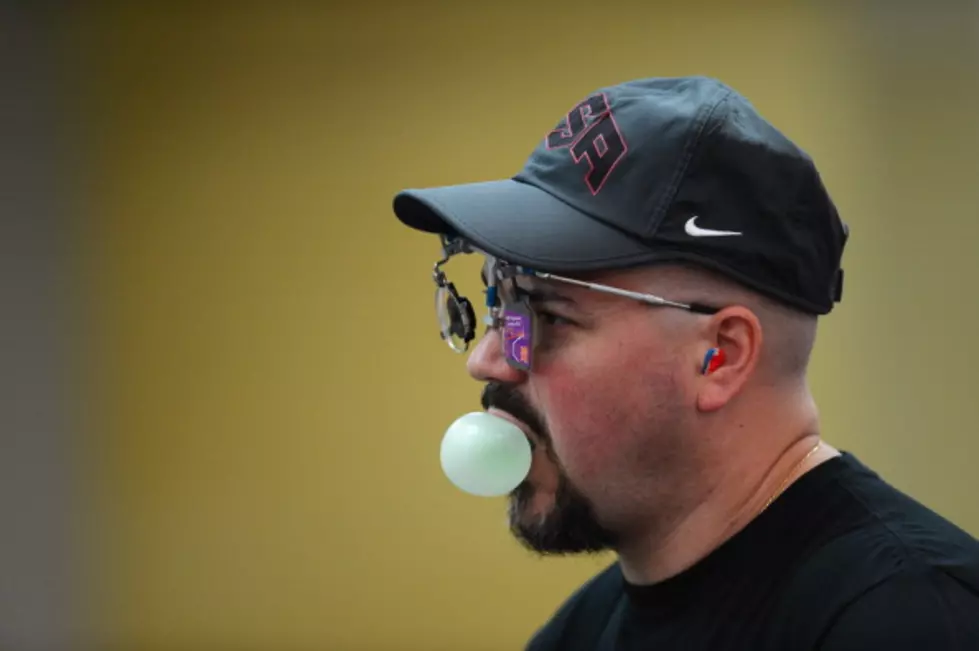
left=467, top=262, right=819, bottom=553
left=392, top=76, right=848, bottom=555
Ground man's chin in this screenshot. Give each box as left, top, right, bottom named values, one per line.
left=506, top=481, right=617, bottom=555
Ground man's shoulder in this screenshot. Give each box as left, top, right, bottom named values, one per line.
left=790, top=500, right=979, bottom=594
left=815, top=453, right=979, bottom=590
left=772, top=455, right=979, bottom=647
left=525, top=562, right=624, bottom=651
left=815, top=564, right=979, bottom=649
left=778, top=525, right=979, bottom=622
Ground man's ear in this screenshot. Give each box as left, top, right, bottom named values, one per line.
left=696, top=306, right=762, bottom=412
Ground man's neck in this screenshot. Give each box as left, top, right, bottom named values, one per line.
left=615, top=420, right=839, bottom=585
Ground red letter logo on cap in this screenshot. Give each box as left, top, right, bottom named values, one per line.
left=545, top=93, right=628, bottom=196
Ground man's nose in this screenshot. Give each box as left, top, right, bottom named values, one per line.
left=466, top=327, right=527, bottom=385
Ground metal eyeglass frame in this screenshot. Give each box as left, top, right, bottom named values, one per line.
left=431, top=234, right=721, bottom=361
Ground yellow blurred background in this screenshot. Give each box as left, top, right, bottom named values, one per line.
left=2, top=2, right=976, bottom=650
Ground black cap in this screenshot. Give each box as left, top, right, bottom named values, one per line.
left=393, top=76, right=849, bottom=315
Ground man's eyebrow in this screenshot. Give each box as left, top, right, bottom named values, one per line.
left=515, top=280, right=578, bottom=305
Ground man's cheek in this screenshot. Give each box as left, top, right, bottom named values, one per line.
left=542, top=386, right=616, bottom=474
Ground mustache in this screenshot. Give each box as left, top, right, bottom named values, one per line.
left=480, top=381, right=549, bottom=444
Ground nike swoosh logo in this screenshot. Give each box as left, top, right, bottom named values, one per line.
left=684, top=216, right=742, bottom=237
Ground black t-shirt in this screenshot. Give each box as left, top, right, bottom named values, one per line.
left=526, top=453, right=979, bottom=650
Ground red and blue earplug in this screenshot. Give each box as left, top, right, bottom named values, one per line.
left=701, top=347, right=726, bottom=375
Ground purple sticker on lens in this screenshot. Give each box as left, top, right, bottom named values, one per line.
left=503, top=308, right=532, bottom=370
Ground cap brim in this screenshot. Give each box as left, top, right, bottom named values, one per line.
left=393, top=179, right=654, bottom=272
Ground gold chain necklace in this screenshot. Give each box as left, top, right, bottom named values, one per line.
left=762, top=441, right=822, bottom=512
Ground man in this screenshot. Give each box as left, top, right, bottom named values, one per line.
left=391, top=76, right=979, bottom=649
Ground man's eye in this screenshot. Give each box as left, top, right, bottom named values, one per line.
left=537, top=311, right=574, bottom=327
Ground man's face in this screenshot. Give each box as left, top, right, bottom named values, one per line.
left=468, top=269, right=698, bottom=555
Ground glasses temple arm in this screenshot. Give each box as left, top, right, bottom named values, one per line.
left=532, top=271, right=718, bottom=314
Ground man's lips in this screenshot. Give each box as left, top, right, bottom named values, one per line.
left=487, top=408, right=539, bottom=448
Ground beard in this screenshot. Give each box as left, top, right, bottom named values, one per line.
left=506, top=470, right=618, bottom=555
left=481, top=382, right=618, bottom=555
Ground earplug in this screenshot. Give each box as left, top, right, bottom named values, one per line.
left=701, top=347, right=726, bottom=375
